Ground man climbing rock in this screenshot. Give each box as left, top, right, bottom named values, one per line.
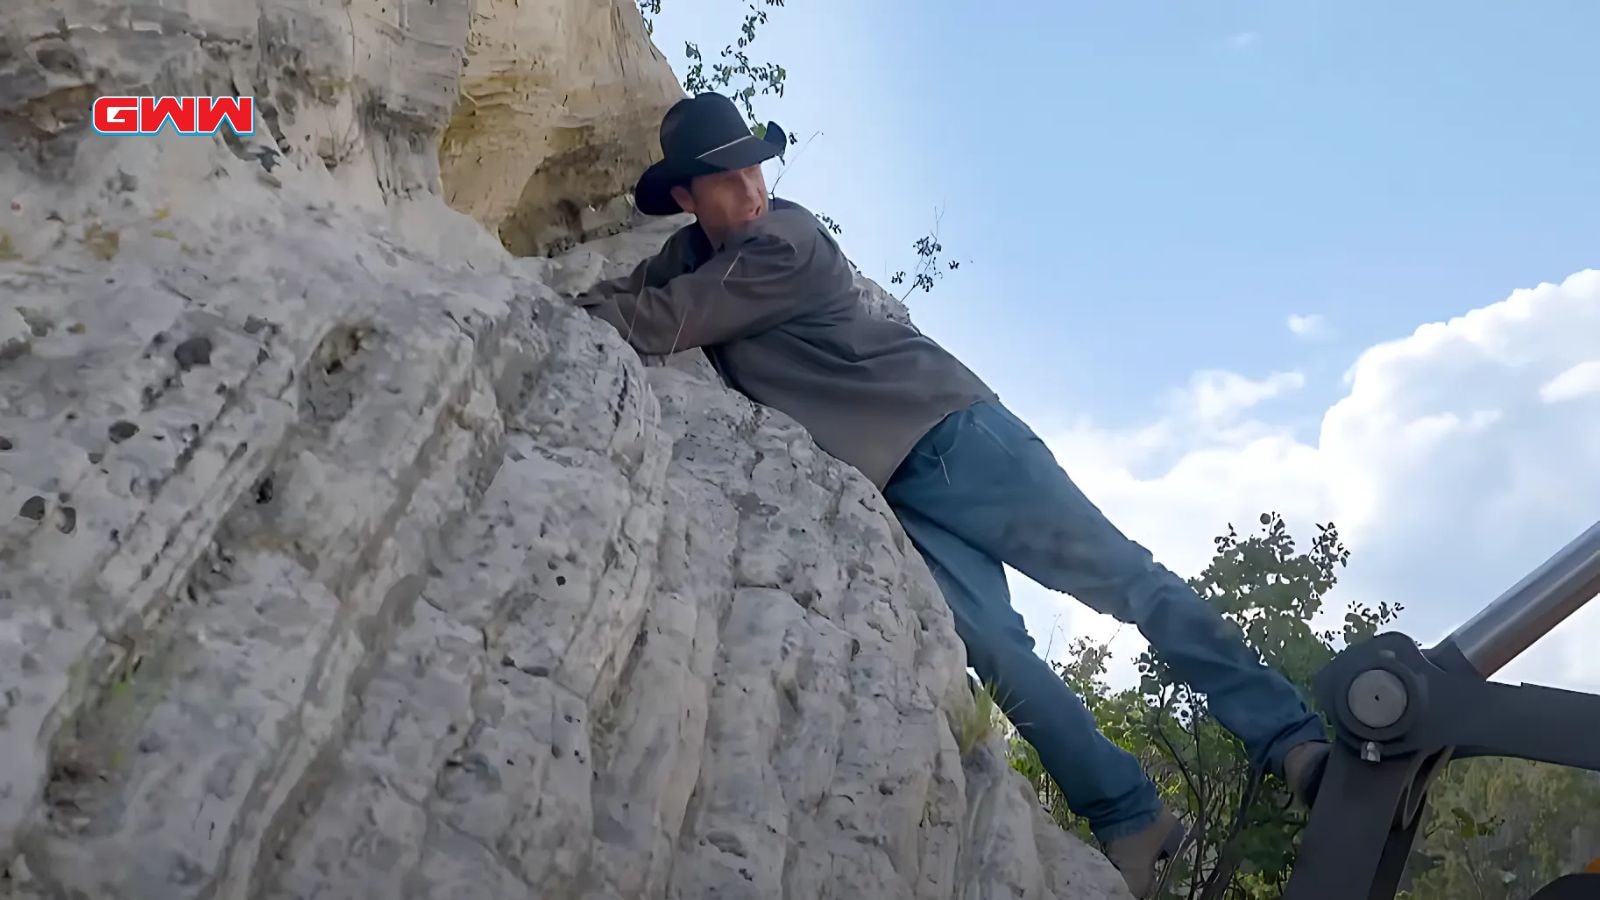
left=572, top=91, right=1332, bottom=898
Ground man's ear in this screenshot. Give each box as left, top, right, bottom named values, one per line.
left=669, top=183, right=695, bottom=214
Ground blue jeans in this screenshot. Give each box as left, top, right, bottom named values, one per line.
left=884, top=399, right=1326, bottom=842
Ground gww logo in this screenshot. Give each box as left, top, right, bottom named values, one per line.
left=92, top=96, right=255, bottom=136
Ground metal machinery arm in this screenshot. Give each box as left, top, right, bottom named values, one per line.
left=1283, top=521, right=1600, bottom=900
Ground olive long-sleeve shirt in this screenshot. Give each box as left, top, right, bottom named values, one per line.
left=574, top=197, right=995, bottom=489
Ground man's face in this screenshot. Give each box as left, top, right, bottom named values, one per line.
left=672, top=165, right=769, bottom=240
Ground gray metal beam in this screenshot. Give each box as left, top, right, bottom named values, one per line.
left=1431, top=521, right=1600, bottom=678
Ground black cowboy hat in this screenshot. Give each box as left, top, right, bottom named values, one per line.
left=633, top=92, right=787, bottom=216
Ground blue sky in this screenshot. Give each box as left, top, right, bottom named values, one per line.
left=642, top=0, right=1600, bottom=690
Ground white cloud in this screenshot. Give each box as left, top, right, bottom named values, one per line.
left=1229, top=31, right=1261, bottom=49
left=1287, top=313, right=1329, bottom=339
left=1013, top=269, right=1600, bottom=696
left=1179, top=369, right=1305, bottom=421
left=1539, top=360, right=1600, bottom=403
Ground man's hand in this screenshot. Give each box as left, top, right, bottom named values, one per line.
left=548, top=250, right=609, bottom=300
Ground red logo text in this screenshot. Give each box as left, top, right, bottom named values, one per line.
left=91, top=96, right=255, bottom=136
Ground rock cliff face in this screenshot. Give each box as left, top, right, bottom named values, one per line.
left=0, top=1, right=1130, bottom=898
left=438, top=0, right=684, bottom=257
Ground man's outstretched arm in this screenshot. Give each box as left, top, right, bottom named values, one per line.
left=574, top=224, right=825, bottom=356
left=568, top=255, right=656, bottom=323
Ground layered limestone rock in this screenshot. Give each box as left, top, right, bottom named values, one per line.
left=0, top=1, right=1130, bottom=898
left=439, top=0, right=684, bottom=256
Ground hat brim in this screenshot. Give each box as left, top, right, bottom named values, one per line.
left=633, top=123, right=788, bottom=216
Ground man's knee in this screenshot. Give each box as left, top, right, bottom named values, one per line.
left=952, top=606, right=1037, bottom=675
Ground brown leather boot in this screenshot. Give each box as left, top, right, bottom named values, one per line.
left=1103, top=808, right=1186, bottom=898
left=1284, top=740, right=1332, bottom=808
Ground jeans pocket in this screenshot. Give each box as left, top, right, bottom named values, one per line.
left=956, top=401, right=1031, bottom=459
left=914, top=414, right=966, bottom=461
left=970, top=415, right=1018, bottom=459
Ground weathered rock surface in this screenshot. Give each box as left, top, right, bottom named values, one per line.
left=439, top=0, right=684, bottom=256
left=0, top=1, right=1130, bottom=898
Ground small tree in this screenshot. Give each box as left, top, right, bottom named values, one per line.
left=889, top=207, right=965, bottom=302
left=638, top=0, right=791, bottom=130
left=1401, top=757, right=1600, bottom=900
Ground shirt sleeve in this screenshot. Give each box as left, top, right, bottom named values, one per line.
left=573, top=225, right=821, bottom=356
left=585, top=257, right=651, bottom=299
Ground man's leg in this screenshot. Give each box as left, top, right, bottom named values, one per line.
left=888, top=501, right=1163, bottom=842
left=885, top=399, right=1327, bottom=780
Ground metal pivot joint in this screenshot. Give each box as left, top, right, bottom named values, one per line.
left=1283, top=522, right=1600, bottom=900
left=1347, top=668, right=1407, bottom=729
